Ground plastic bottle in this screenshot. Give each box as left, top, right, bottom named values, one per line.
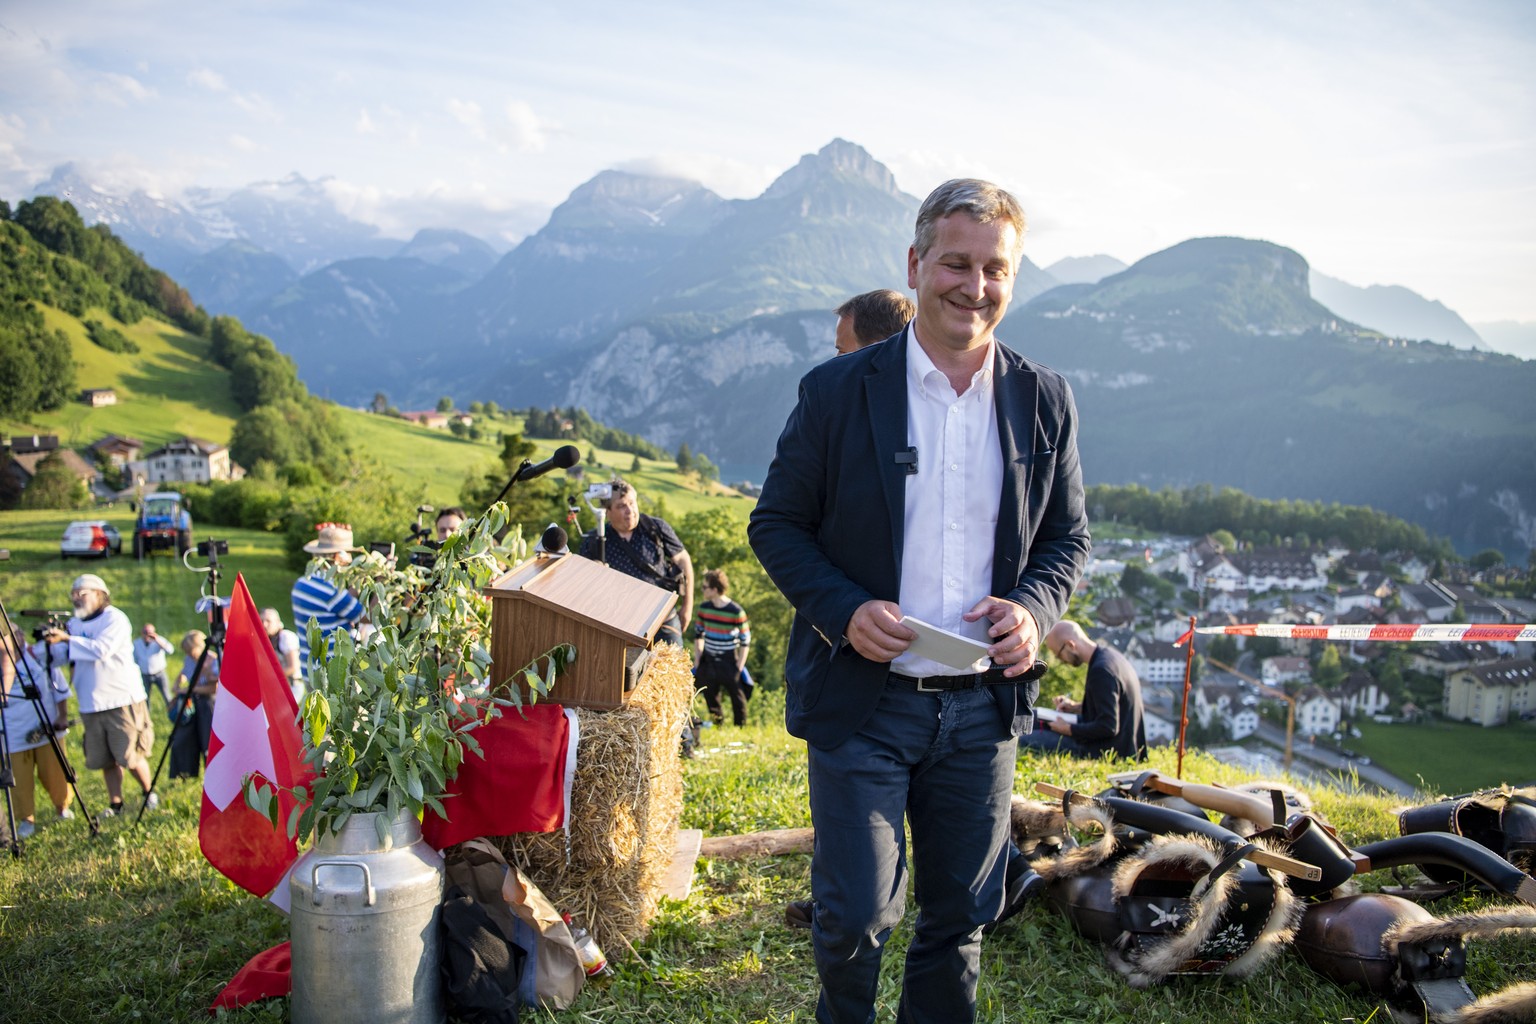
left=562, top=912, right=611, bottom=977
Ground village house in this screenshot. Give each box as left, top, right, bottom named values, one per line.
left=1261, top=655, right=1310, bottom=688
left=400, top=411, right=450, bottom=429
left=128, top=437, right=241, bottom=485
left=88, top=434, right=144, bottom=469
left=1443, top=659, right=1536, bottom=728
left=1295, top=686, right=1342, bottom=738
left=80, top=387, right=118, bottom=407
left=1338, top=670, right=1391, bottom=719
left=1398, top=582, right=1457, bottom=623
left=1, top=446, right=99, bottom=501
left=1411, top=641, right=1502, bottom=677
left=1127, top=637, right=1186, bottom=686
left=1194, top=682, right=1260, bottom=740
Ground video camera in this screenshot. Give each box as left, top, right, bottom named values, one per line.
left=368, top=505, right=440, bottom=568
left=20, top=609, right=71, bottom=643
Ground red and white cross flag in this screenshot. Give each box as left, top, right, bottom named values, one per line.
left=199, top=573, right=312, bottom=899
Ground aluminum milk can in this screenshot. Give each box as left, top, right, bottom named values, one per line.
left=290, top=809, right=445, bottom=1024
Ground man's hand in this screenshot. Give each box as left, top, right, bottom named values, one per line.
left=846, top=601, right=915, bottom=663
left=42, top=628, right=68, bottom=645
left=963, top=598, right=1040, bottom=678
left=1053, top=694, right=1082, bottom=714
left=1048, top=716, right=1073, bottom=736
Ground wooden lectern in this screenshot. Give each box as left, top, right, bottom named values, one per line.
left=484, top=553, right=678, bottom=710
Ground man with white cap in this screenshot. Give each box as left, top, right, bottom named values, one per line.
left=291, top=523, right=365, bottom=685
left=42, top=573, right=158, bottom=816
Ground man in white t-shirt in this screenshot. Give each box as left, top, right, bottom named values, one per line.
left=41, top=574, right=158, bottom=816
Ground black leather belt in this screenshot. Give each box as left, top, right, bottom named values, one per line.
left=889, top=661, right=1047, bottom=692
left=890, top=668, right=1014, bottom=692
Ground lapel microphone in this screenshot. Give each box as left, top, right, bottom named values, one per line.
left=894, top=447, right=918, bottom=475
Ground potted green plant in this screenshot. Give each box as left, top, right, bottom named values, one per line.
left=245, top=504, right=574, bottom=1024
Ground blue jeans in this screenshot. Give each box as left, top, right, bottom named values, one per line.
left=141, top=671, right=171, bottom=710
left=806, top=679, right=1017, bottom=1024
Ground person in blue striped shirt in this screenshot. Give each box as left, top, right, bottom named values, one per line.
left=291, top=523, right=365, bottom=685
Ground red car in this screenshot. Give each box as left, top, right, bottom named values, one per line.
left=60, top=520, right=124, bottom=559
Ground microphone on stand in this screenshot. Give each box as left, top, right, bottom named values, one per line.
left=490, top=445, right=583, bottom=544
left=514, top=446, right=581, bottom=483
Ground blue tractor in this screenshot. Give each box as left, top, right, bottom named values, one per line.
left=133, top=490, right=193, bottom=559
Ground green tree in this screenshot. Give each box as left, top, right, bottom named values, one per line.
left=630, top=454, right=642, bottom=474
left=371, top=391, right=389, bottom=414
left=436, top=395, right=455, bottom=413
left=19, top=451, right=90, bottom=509
left=1470, top=548, right=1504, bottom=571
left=1312, top=645, right=1345, bottom=690
left=676, top=442, right=694, bottom=475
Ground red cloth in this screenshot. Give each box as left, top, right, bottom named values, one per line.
left=210, top=941, right=291, bottom=1010
left=199, top=575, right=313, bottom=897
left=421, top=702, right=571, bottom=850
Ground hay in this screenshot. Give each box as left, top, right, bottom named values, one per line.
left=496, top=642, right=694, bottom=952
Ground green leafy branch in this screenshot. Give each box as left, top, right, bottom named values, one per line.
left=243, top=502, right=577, bottom=844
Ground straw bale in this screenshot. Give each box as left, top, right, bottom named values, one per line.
left=497, top=642, right=694, bottom=952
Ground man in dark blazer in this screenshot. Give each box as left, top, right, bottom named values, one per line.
left=749, top=179, right=1090, bottom=1024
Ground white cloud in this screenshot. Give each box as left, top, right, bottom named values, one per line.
left=500, top=100, right=552, bottom=153
left=232, top=92, right=282, bottom=124
left=188, top=67, right=228, bottom=92
left=228, top=133, right=260, bottom=153
left=355, top=108, right=376, bottom=135
left=94, top=71, right=156, bottom=106
left=446, top=98, right=487, bottom=141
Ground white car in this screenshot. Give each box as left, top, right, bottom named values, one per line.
left=60, top=520, right=124, bottom=559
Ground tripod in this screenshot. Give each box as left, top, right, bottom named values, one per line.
left=1, top=598, right=100, bottom=857
left=135, top=545, right=227, bottom=827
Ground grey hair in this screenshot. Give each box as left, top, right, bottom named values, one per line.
left=913, top=178, right=1027, bottom=262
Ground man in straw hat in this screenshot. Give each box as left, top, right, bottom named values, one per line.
left=291, top=523, right=365, bottom=685
left=41, top=573, right=159, bottom=816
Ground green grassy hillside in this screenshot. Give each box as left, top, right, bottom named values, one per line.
left=6, top=306, right=242, bottom=448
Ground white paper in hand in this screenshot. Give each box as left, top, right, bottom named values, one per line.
left=899, top=616, right=992, bottom=671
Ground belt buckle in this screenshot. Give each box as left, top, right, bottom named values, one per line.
left=915, top=676, right=946, bottom=693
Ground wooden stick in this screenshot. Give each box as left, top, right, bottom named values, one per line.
left=698, top=827, right=814, bottom=859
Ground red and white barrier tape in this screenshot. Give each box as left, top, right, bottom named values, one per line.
left=1175, top=623, right=1536, bottom=645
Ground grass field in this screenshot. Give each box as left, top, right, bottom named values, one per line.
left=336, top=405, right=751, bottom=521
left=1352, top=715, right=1536, bottom=794
left=0, top=508, right=297, bottom=647
left=4, top=307, right=243, bottom=449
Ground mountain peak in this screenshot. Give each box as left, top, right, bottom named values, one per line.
left=761, top=139, right=902, bottom=200
left=547, top=170, right=724, bottom=233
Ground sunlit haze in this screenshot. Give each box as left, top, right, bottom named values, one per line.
left=1, top=1, right=1532, bottom=321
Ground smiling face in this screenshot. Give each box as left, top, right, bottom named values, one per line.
left=907, top=213, right=1019, bottom=357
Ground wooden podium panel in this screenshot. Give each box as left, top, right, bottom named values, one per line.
left=484, top=553, right=677, bottom=709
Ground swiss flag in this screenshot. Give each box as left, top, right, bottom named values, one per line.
left=199, top=574, right=312, bottom=897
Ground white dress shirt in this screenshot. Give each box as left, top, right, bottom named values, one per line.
left=891, top=328, right=1004, bottom=677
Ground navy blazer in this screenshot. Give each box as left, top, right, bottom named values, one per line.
left=748, top=328, right=1092, bottom=750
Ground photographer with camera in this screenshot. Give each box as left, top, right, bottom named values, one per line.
left=40, top=574, right=157, bottom=817
left=577, top=479, right=694, bottom=646
left=2, top=621, right=73, bottom=837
